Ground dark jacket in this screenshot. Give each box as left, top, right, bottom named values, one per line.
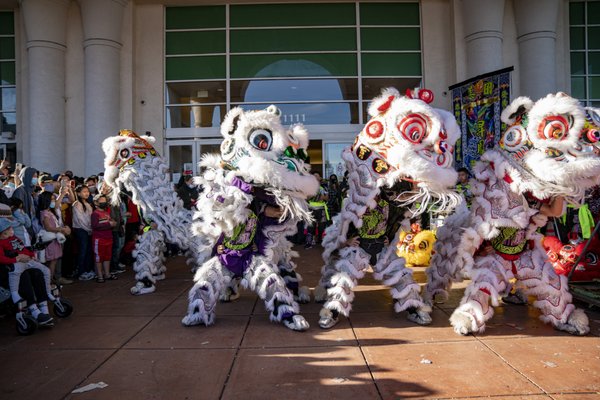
left=176, top=184, right=199, bottom=210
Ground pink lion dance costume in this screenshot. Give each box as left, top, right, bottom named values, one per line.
left=315, top=88, right=462, bottom=329
left=425, top=93, right=600, bottom=335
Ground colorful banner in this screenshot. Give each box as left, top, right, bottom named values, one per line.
left=450, top=67, right=513, bottom=170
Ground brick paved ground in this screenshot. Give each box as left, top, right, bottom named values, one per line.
left=1, top=246, right=599, bottom=400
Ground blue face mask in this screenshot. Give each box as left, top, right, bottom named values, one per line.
left=31, top=177, right=38, bottom=186
left=44, top=183, right=54, bottom=192
left=6, top=182, right=15, bottom=189
left=50, top=201, right=56, bottom=209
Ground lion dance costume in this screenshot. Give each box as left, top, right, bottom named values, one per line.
left=425, top=93, right=600, bottom=336
left=315, top=88, right=462, bottom=329
left=182, top=105, right=318, bottom=331
left=102, top=130, right=207, bottom=295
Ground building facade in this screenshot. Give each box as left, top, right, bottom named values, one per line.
left=0, top=0, right=596, bottom=177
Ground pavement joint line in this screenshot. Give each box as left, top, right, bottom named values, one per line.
left=59, top=284, right=187, bottom=400
left=427, top=394, right=553, bottom=399
left=347, top=316, right=385, bottom=400
left=218, top=296, right=258, bottom=400
left=473, top=335, right=550, bottom=397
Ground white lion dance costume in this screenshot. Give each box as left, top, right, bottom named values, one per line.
left=425, top=93, right=600, bottom=336
left=315, top=88, right=462, bottom=329
left=102, top=130, right=206, bottom=295
left=182, top=105, right=318, bottom=331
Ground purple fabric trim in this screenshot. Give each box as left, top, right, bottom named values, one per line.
left=231, top=176, right=253, bottom=194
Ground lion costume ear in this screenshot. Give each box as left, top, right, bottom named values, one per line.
left=367, top=87, right=400, bottom=118
left=501, top=97, right=533, bottom=125
left=221, top=107, right=245, bottom=137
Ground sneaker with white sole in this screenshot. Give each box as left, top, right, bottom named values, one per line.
left=37, top=313, right=54, bottom=326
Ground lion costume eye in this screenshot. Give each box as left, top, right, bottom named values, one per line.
left=537, top=115, right=569, bottom=141
left=119, top=149, right=130, bottom=159
left=249, top=129, right=273, bottom=151
left=398, top=114, right=430, bottom=144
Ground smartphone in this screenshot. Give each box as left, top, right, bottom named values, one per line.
left=61, top=179, right=68, bottom=188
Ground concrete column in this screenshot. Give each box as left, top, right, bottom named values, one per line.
left=80, top=0, right=127, bottom=175
left=461, top=0, right=505, bottom=77
left=515, top=0, right=560, bottom=100
left=20, top=0, right=69, bottom=173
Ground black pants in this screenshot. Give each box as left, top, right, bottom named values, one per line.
left=0, top=267, right=48, bottom=306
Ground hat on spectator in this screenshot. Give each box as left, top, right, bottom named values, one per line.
left=39, top=174, right=53, bottom=183
left=0, top=203, right=11, bottom=217
left=52, top=174, right=60, bottom=181
left=0, top=214, right=13, bottom=234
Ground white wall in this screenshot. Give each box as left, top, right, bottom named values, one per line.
left=421, top=0, right=455, bottom=110
left=64, top=1, right=84, bottom=174
left=133, top=4, right=164, bottom=155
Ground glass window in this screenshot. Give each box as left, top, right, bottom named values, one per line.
left=588, top=27, right=600, bottom=50
left=570, top=2, right=585, bottom=25
left=571, top=51, right=586, bottom=75
left=0, top=61, right=15, bottom=85
left=588, top=2, right=600, bottom=24
left=362, top=53, right=421, bottom=76
left=230, top=4, right=355, bottom=27
left=589, top=51, right=600, bottom=75
left=0, top=12, right=14, bottom=36
left=230, top=28, right=356, bottom=53
left=166, top=105, right=225, bottom=129
left=361, top=28, right=420, bottom=51
left=166, top=31, right=225, bottom=55
left=231, top=78, right=358, bottom=103
left=571, top=76, right=586, bottom=99
left=166, top=56, right=225, bottom=81
left=230, top=54, right=357, bottom=78
left=166, top=81, right=226, bottom=105
left=1, top=87, right=16, bottom=110
left=570, top=27, right=585, bottom=50
left=0, top=38, right=15, bottom=59
left=362, top=77, right=422, bottom=100
left=360, top=3, right=420, bottom=26
left=1, top=112, right=16, bottom=135
left=239, top=103, right=359, bottom=125
left=198, top=143, right=221, bottom=158
left=589, top=76, right=600, bottom=99
left=166, top=6, right=225, bottom=30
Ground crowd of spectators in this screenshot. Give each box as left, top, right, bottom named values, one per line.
left=0, top=160, right=199, bottom=288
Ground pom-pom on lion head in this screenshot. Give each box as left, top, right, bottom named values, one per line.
left=218, top=105, right=319, bottom=200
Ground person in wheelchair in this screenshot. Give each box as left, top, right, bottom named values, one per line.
left=0, top=217, right=56, bottom=326
left=0, top=267, right=53, bottom=327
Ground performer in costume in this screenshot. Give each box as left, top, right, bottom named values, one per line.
left=315, top=88, right=462, bottom=329
left=102, top=130, right=208, bottom=295
left=424, top=94, right=600, bottom=336
left=182, top=105, right=318, bottom=331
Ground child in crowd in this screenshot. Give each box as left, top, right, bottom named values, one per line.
left=72, top=185, right=94, bottom=281
left=9, top=197, right=32, bottom=246
left=91, top=194, right=117, bottom=283
left=38, top=191, right=72, bottom=285
left=0, top=215, right=54, bottom=326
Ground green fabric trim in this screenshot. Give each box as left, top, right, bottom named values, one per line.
left=223, top=211, right=257, bottom=250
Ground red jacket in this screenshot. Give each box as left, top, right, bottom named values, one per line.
left=0, top=235, right=35, bottom=264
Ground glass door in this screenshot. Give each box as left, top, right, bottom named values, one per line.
left=323, top=142, right=351, bottom=180
left=167, top=140, right=196, bottom=183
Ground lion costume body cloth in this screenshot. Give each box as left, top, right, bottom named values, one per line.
left=315, top=88, right=462, bottom=329
left=424, top=93, right=600, bottom=336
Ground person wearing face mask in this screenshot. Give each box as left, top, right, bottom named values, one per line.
left=176, top=175, right=199, bottom=210
left=37, top=191, right=72, bottom=285
left=12, top=166, right=38, bottom=239
left=39, top=174, right=56, bottom=193
left=91, top=194, right=118, bottom=283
